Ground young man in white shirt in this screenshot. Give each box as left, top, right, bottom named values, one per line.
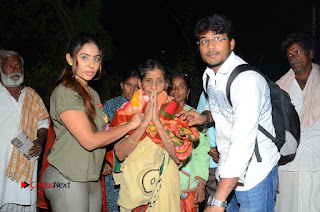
left=178, top=14, right=280, bottom=212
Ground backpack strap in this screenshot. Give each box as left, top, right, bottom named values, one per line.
left=205, top=73, right=210, bottom=100
left=226, top=64, right=265, bottom=162
left=204, top=73, right=216, bottom=128
left=258, top=125, right=277, bottom=143
left=254, top=140, right=261, bottom=162
left=226, top=64, right=259, bottom=106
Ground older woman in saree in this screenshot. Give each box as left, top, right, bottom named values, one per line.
left=111, top=59, right=200, bottom=212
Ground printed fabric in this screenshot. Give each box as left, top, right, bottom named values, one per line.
left=103, top=95, right=128, bottom=122
left=5, top=87, right=49, bottom=184
left=110, top=90, right=200, bottom=161
left=113, top=136, right=180, bottom=212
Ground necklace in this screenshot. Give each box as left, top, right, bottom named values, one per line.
left=296, top=78, right=308, bottom=84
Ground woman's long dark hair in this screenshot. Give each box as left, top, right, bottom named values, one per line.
left=57, top=33, right=103, bottom=132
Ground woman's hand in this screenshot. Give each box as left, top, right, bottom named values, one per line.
left=143, top=93, right=154, bottom=125
left=151, top=90, right=161, bottom=125
left=128, top=113, right=144, bottom=130
left=194, top=181, right=206, bottom=204
left=208, top=147, right=219, bottom=163
left=102, top=162, right=112, bottom=175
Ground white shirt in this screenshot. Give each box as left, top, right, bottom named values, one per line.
left=0, top=83, right=49, bottom=206
left=279, top=79, right=320, bottom=171
left=203, top=52, right=280, bottom=191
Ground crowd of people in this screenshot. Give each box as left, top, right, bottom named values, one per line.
left=0, top=13, right=319, bottom=212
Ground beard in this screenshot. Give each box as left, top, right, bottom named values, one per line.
left=290, top=60, right=310, bottom=74
left=202, top=49, right=231, bottom=71
left=0, top=70, right=24, bottom=87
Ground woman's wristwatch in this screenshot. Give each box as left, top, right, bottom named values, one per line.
left=207, top=195, right=227, bottom=208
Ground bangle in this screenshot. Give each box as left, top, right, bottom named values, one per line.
left=162, top=139, right=171, bottom=144
left=199, top=111, right=210, bottom=130
left=127, top=136, right=137, bottom=144
left=201, top=111, right=209, bottom=124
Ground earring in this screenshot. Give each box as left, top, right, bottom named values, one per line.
left=69, top=62, right=72, bottom=66
left=186, top=95, right=189, bottom=100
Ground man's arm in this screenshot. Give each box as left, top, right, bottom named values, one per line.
left=205, top=178, right=239, bottom=212
left=28, top=128, right=48, bottom=158
left=36, top=128, right=49, bottom=147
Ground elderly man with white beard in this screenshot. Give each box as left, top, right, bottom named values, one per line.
left=0, top=49, right=49, bottom=212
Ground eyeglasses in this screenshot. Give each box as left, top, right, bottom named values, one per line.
left=197, top=37, right=229, bottom=47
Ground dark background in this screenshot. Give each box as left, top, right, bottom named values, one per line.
left=102, top=0, right=319, bottom=106
left=103, top=0, right=317, bottom=76
left=1, top=0, right=319, bottom=107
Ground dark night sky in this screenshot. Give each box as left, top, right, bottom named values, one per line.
left=0, top=0, right=318, bottom=105
left=1, top=0, right=317, bottom=79
left=102, top=0, right=317, bottom=80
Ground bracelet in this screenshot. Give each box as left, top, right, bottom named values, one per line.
left=127, top=136, right=137, bottom=144
left=207, top=195, right=227, bottom=208
left=162, top=139, right=171, bottom=144
left=200, top=111, right=209, bottom=129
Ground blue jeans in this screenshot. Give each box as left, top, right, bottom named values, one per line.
left=226, top=165, right=278, bottom=212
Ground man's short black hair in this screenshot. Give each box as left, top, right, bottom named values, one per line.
left=194, top=14, right=235, bottom=40
left=281, top=32, right=314, bottom=54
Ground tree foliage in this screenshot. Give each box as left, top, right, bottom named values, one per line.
left=0, top=0, right=115, bottom=107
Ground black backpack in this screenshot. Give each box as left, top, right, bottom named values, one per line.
left=224, top=64, right=301, bottom=165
